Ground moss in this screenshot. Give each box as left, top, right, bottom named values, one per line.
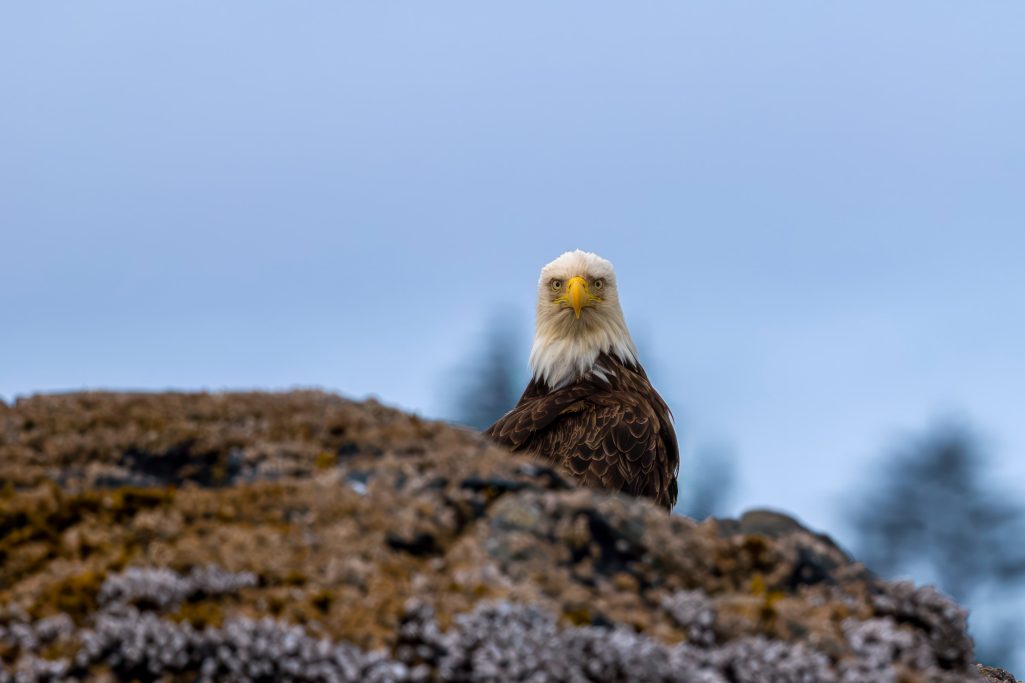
left=749, top=573, right=785, bottom=625
left=32, top=569, right=104, bottom=620
left=209, top=459, right=229, bottom=484
left=750, top=573, right=767, bottom=596
left=740, top=535, right=776, bottom=574
left=563, top=606, right=592, bottom=626
left=315, top=451, right=337, bottom=470
left=282, top=570, right=308, bottom=587
left=106, top=487, right=175, bottom=520
left=267, top=594, right=287, bottom=615
left=172, top=601, right=225, bottom=628
left=0, top=509, right=37, bottom=545
left=1, top=487, right=172, bottom=552
left=760, top=591, right=785, bottom=625
left=0, top=485, right=175, bottom=595
left=311, top=590, right=334, bottom=614
left=37, top=641, right=70, bottom=663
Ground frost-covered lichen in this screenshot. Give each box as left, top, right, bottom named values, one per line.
left=0, top=614, right=73, bottom=655
left=714, top=636, right=835, bottom=683
left=872, top=580, right=973, bottom=670
left=660, top=590, right=716, bottom=646
left=76, top=608, right=408, bottom=683
left=97, top=565, right=258, bottom=610
left=0, top=581, right=991, bottom=683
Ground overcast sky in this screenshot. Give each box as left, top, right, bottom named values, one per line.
left=2, top=2, right=1023, bottom=548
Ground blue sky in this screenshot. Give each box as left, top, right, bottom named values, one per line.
left=2, top=1, right=1023, bottom=558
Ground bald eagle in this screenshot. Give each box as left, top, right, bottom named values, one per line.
left=485, top=250, right=679, bottom=510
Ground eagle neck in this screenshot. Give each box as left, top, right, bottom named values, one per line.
left=529, top=314, right=638, bottom=391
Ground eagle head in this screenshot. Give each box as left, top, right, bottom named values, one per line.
left=529, top=250, right=638, bottom=389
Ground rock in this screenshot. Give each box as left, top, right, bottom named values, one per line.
left=0, top=391, right=1014, bottom=681
left=979, top=665, right=1023, bottom=683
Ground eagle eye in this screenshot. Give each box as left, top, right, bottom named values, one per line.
left=592, top=278, right=604, bottom=290
left=550, top=279, right=563, bottom=291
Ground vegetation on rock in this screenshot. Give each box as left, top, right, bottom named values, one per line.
left=0, top=392, right=1018, bottom=682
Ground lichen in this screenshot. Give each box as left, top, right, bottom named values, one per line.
left=661, top=590, right=716, bottom=646
left=0, top=566, right=995, bottom=683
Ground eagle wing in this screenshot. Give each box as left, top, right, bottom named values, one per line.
left=485, top=382, right=590, bottom=450
left=486, top=371, right=679, bottom=509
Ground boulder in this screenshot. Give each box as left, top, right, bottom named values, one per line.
left=0, top=391, right=1018, bottom=682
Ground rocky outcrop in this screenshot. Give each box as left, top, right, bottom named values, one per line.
left=0, top=391, right=1018, bottom=682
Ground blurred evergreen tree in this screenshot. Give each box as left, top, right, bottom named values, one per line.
left=449, top=311, right=527, bottom=431
left=846, top=422, right=1025, bottom=670
left=676, top=443, right=736, bottom=520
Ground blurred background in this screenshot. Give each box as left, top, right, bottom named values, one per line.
left=2, top=1, right=1023, bottom=670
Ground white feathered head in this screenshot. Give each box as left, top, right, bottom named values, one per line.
left=529, top=250, right=638, bottom=389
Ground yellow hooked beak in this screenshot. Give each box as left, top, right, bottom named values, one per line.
left=566, top=276, right=591, bottom=319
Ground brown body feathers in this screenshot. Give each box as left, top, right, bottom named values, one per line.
left=486, top=353, right=679, bottom=510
